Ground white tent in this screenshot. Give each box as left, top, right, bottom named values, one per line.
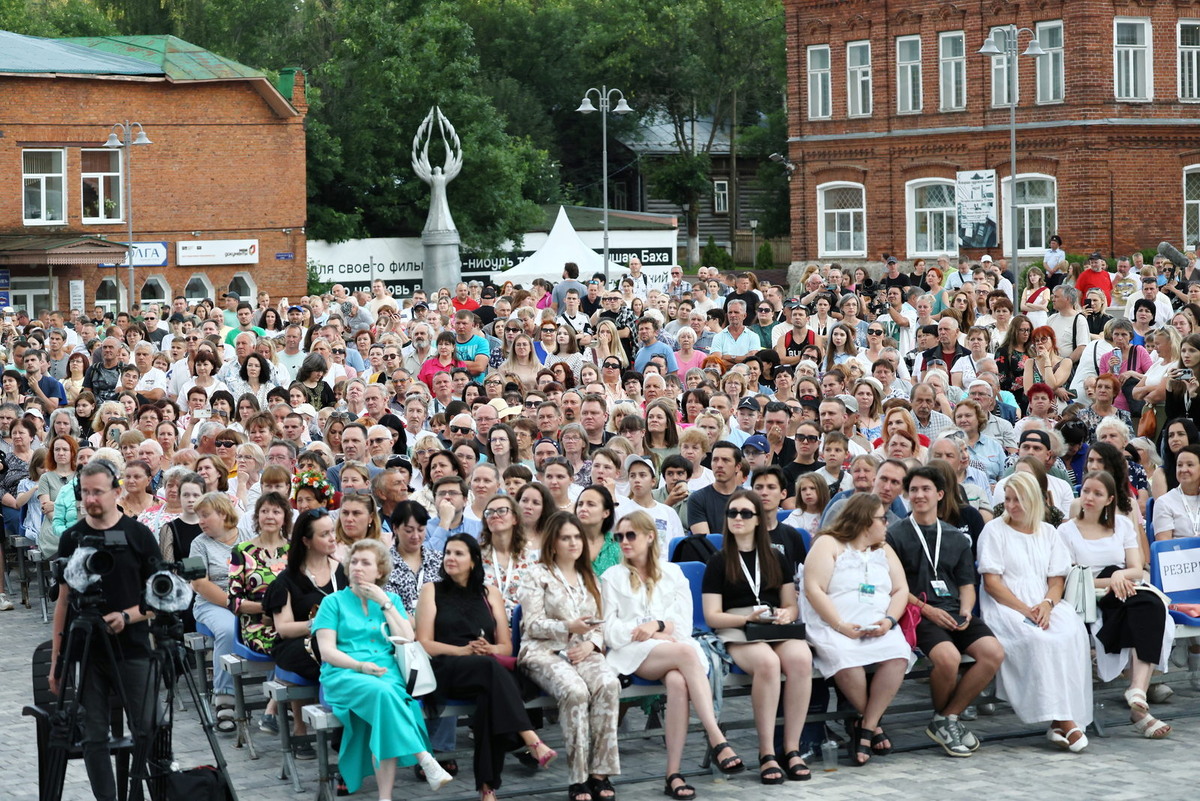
left=501, top=205, right=623, bottom=282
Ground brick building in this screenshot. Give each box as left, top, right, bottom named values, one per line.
left=0, top=31, right=307, bottom=316
left=783, top=0, right=1200, bottom=270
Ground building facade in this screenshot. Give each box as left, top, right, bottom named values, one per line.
left=0, top=32, right=307, bottom=316
left=784, top=0, right=1200, bottom=268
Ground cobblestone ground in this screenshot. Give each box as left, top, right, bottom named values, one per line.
left=3, top=581, right=1197, bottom=801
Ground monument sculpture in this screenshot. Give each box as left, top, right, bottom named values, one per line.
left=412, top=106, right=463, bottom=294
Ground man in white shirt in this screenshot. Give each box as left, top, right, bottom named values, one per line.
left=710, top=300, right=758, bottom=362
left=945, top=257, right=973, bottom=291
left=132, top=342, right=168, bottom=401
left=1123, top=275, right=1174, bottom=326
left=1047, top=286, right=1089, bottom=362
left=617, top=455, right=685, bottom=550
left=276, top=323, right=307, bottom=382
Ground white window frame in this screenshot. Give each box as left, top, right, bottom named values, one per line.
left=184, top=274, right=215, bottom=303
left=1115, top=17, right=1152, bottom=101
left=229, top=272, right=257, bottom=302
left=1183, top=164, right=1200, bottom=251
left=22, top=148, right=67, bottom=226
left=990, top=27, right=1018, bottom=107
left=713, top=180, right=729, bottom=214
left=80, top=148, right=123, bottom=224
left=906, top=179, right=958, bottom=258
left=94, top=277, right=122, bottom=315
left=816, top=181, right=867, bottom=258
left=939, top=31, right=967, bottom=111
left=847, top=41, right=872, bottom=117
left=1035, top=20, right=1065, bottom=104
left=140, top=275, right=170, bottom=304
left=807, top=45, right=832, bottom=120
left=1001, top=173, right=1058, bottom=257
left=896, top=35, right=923, bottom=114
left=1179, top=20, right=1200, bottom=101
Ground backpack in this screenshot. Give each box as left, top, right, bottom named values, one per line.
left=671, top=534, right=718, bottom=564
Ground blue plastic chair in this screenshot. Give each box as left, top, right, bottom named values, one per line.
left=706, top=534, right=723, bottom=552
left=1145, top=497, right=1155, bottom=549
left=797, top=528, right=812, bottom=551
left=667, top=536, right=685, bottom=561
left=677, top=560, right=711, bottom=633
left=1150, top=538, right=1200, bottom=627
left=776, top=510, right=790, bottom=524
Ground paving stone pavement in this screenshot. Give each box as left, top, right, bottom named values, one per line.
left=3, top=584, right=1199, bottom=801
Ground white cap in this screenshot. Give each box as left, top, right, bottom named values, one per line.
left=980, top=254, right=993, bottom=263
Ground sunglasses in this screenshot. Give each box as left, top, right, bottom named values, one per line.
left=757, top=307, right=772, bottom=313
left=215, top=439, right=237, bottom=448
left=603, top=362, right=621, bottom=369
left=524, top=400, right=541, bottom=408
left=331, top=349, right=346, bottom=355
left=795, top=434, right=819, bottom=443
left=868, top=329, right=884, bottom=335
left=613, top=530, right=638, bottom=543
left=383, top=354, right=399, bottom=360
left=449, top=425, right=473, bottom=434
left=725, top=508, right=756, bottom=520
left=541, top=328, right=557, bottom=333
left=506, top=326, right=521, bottom=332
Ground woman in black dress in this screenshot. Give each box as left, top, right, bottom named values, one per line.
left=415, top=533, right=557, bottom=801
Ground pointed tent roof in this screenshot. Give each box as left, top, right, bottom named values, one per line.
left=502, top=206, right=622, bottom=282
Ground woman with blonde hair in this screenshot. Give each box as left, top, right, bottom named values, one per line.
left=978, top=471, right=1092, bottom=751
left=602, top=511, right=742, bottom=798
left=333, top=492, right=383, bottom=563
left=499, top=333, right=541, bottom=391
left=1020, top=267, right=1051, bottom=328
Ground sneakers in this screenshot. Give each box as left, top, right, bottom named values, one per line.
left=259, top=713, right=280, bottom=735
left=959, top=705, right=978, bottom=721
left=293, top=742, right=316, bottom=761
left=0, top=593, right=13, bottom=611
left=419, top=753, right=453, bottom=791
left=958, top=720, right=980, bottom=752
left=926, top=715, right=971, bottom=758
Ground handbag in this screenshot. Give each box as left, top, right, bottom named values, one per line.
left=899, top=593, right=925, bottom=648
left=164, top=765, right=234, bottom=801
left=1063, top=565, right=1098, bottom=624
left=745, top=622, right=806, bottom=642
left=1137, top=405, right=1158, bottom=439
left=386, top=622, right=437, bottom=697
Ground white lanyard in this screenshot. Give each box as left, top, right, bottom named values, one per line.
left=307, top=561, right=339, bottom=595
left=737, top=550, right=762, bottom=605
left=491, top=550, right=515, bottom=599
left=553, top=565, right=586, bottom=611
left=1182, top=493, right=1200, bottom=534
left=911, top=515, right=943, bottom=573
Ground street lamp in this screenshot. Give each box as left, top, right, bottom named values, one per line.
left=978, top=27, right=1044, bottom=276
left=576, top=87, right=632, bottom=285
left=103, top=122, right=152, bottom=309
left=750, top=219, right=759, bottom=266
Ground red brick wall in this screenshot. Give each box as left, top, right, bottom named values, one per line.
left=785, top=0, right=1200, bottom=264
left=0, top=74, right=308, bottom=307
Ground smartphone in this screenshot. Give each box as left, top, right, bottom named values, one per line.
left=1022, top=616, right=1039, bottom=627
left=950, top=613, right=967, bottom=627
left=584, top=618, right=603, bottom=626
left=859, top=624, right=880, bottom=631
left=196, top=410, right=211, bottom=419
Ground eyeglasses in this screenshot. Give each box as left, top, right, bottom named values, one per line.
left=757, top=307, right=772, bottom=313
left=483, top=507, right=511, bottom=519
left=613, top=530, right=638, bottom=543
left=449, top=425, right=473, bottom=434
left=725, top=508, right=756, bottom=520
left=524, top=400, right=541, bottom=408
left=436, top=489, right=464, bottom=498
left=383, top=354, right=399, bottom=360
left=368, top=436, right=392, bottom=445
left=541, top=328, right=557, bottom=334
left=215, top=439, right=237, bottom=448
left=303, top=508, right=331, bottom=520
left=415, top=448, right=437, bottom=457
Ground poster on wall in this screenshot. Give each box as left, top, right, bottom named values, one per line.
left=956, top=170, right=998, bottom=249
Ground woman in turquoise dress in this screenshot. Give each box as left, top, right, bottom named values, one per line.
left=313, top=538, right=454, bottom=799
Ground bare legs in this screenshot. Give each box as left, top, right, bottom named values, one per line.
left=727, top=640, right=813, bottom=772
left=927, top=637, right=1004, bottom=716
left=832, top=658, right=907, bottom=765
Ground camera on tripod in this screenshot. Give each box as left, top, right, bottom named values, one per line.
left=145, top=556, right=207, bottom=615
left=51, top=530, right=129, bottom=608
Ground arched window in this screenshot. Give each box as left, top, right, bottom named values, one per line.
left=906, top=179, right=957, bottom=257
left=228, top=273, right=256, bottom=302
left=185, top=274, right=215, bottom=303
left=95, top=277, right=120, bottom=314
left=817, top=182, right=866, bottom=258
left=140, top=275, right=169, bottom=305
left=1001, top=174, right=1057, bottom=256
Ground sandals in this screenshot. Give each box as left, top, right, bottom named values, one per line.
left=587, top=776, right=616, bottom=801
left=1133, top=714, right=1172, bottom=739
left=528, top=739, right=558, bottom=769
left=846, top=719, right=871, bottom=767
left=663, top=774, right=695, bottom=800
left=569, top=784, right=594, bottom=801
left=708, top=741, right=744, bottom=774
left=1062, top=726, right=1089, bottom=753
left=758, top=754, right=784, bottom=785
left=870, top=725, right=893, bottom=756
left=214, top=696, right=236, bottom=734
left=782, top=750, right=811, bottom=781
left=1124, top=687, right=1150, bottom=712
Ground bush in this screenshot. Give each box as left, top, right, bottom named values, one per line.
left=755, top=241, right=774, bottom=269
left=702, top=236, right=734, bottom=272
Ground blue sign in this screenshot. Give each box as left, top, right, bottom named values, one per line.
left=0, top=269, right=10, bottom=288
left=0, top=292, right=12, bottom=306
left=275, top=252, right=295, bottom=261
left=99, top=241, right=170, bottom=268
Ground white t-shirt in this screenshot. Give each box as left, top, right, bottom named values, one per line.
left=1153, top=489, right=1200, bottom=539
left=1057, top=516, right=1138, bottom=578
left=135, top=367, right=170, bottom=396
left=616, top=497, right=685, bottom=549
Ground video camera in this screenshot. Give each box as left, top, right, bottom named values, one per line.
left=145, top=556, right=207, bottom=615
left=51, top=530, right=129, bottom=609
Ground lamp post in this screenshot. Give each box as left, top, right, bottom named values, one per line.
left=103, top=122, right=152, bottom=309
left=576, top=87, right=632, bottom=285
left=750, top=219, right=759, bottom=267
left=978, top=27, right=1044, bottom=276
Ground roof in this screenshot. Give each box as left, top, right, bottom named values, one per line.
left=63, top=35, right=267, bottom=82
left=0, top=235, right=128, bottom=266
left=0, top=30, right=162, bottom=76
left=532, top=204, right=677, bottom=233
left=617, top=111, right=732, bottom=157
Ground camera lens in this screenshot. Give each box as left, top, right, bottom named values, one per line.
left=83, top=549, right=115, bottom=577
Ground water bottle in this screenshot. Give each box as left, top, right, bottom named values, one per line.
left=821, top=738, right=838, bottom=771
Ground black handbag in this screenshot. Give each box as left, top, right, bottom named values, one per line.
left=744, top=622, right=806, bottom=642
left=165, top=765, right=233, bottom=801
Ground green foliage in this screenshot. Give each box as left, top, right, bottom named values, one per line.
left=646, top=152, right=712, bottom=208
left=1, top=0, right=114, bottom=35
left=306, top=260, right=333, bottom=296
left=755, top=240, right=774, bottom=269
left=739, top=108, right=790, bottom=240
left=702, top=235, right=734, bottom=271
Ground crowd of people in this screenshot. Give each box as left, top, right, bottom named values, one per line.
left=22, top=247, right=1200, bottom=801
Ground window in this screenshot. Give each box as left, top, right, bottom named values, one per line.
left=1002, top=174, right=1057, bottom=256
left=95, top=277, right=120, bottom=315
left=990, top=27, right=1017, bottom=107
left=807, top=45, right=832, bottom=119
left=847, top=41, right=872, bottom=117
left=817, top=182, right=866, bottom=257
left=907, top=180, right=957, bottom=257
left=1180, top=21, right=1200, bottom=101
left=185, top=275, right=214, bottom=302
left=1184, top=167, right=1200, bottom=250
left=140, top=275, right=169, bottom=304
left=81, top=149, right=122, bottom=223
left=229, top=273, right=256, bottom=302
left=1115, top=18, right=1151, bottom=101
left=612, top=182, right=628, bottom=210
left=22, top=149, right=65, bottom=225
left=939, top=31, right=966, bottom=111
left=713, top=180, right=729, bottom=214
left=897, top=36, right=922, bottom=113
left=1036, top=20, right=1064, bottom=103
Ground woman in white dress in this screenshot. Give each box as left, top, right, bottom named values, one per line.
left=601, top=510, right=742, bottom=799
left=978, top=471, right=1092, bottom=752
left=1057, top=471, right=1173, bottom=739
left=803, top=494, right=913, bottom=767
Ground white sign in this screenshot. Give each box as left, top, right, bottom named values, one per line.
left=99, top=241, right=169, bottom=268
left=956, top=170, right=998, bottom=249
left=1157, top=547, right=1200, bottom=595
left=69, top=279, right=85, bottom=312
left=176, top=239, right=260, bottom=266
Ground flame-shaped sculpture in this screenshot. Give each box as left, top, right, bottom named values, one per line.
left=411, top=106, right=463, bottom=235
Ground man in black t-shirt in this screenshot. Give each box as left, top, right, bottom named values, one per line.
left=687, top=441, right=743, bottom=536
left=885, top=466, right=1003, bottom=759
left=880, top=257, right=912, bottom=290
left=750, top=465, right=808, bottom=574
left=51, top=460, right=163, bottom=801
left=725, top=273, right=761, bottom=313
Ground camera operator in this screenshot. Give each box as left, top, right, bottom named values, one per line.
left=50, top=459, right=163, bottom=801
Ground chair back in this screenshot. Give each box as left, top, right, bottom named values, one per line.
left=676, top=561, right=711, bottom=633
left=1150, top=537, right=1200, bottom=604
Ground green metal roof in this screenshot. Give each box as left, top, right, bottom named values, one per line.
left=534, top=205, right=677, bottom=233
left=62, top=35, right=267, bottom=82
left=0, top=30, right=163, bottom=75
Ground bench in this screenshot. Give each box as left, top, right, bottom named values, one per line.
left=264, top=668, right=320, bottom=793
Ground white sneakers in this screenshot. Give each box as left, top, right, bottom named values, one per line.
left=0, top=593, right=13, bottom=611
left=419, top=753, right=453, bottom=791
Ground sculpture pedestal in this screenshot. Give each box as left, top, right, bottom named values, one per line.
left=422, top=228, right=461, bottom=295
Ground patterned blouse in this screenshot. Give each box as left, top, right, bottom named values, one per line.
left=227, top=540, right=290, bottom=654
left=482, top=545, right=540, bottom=621
left=590, top=532, right=622, bottom=579
left=385, top=546, right=443, bottom=615
left=138, top=503, right=179, bottom=536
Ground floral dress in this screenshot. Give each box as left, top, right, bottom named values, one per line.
left=481, top=545, right=539, bottom=621
left=227, top=540, right=290, bottom=653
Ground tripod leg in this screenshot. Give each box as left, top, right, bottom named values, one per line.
left=175, top=645, right=241, bottom=801
left=41, top=618, right=95, bottom=801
